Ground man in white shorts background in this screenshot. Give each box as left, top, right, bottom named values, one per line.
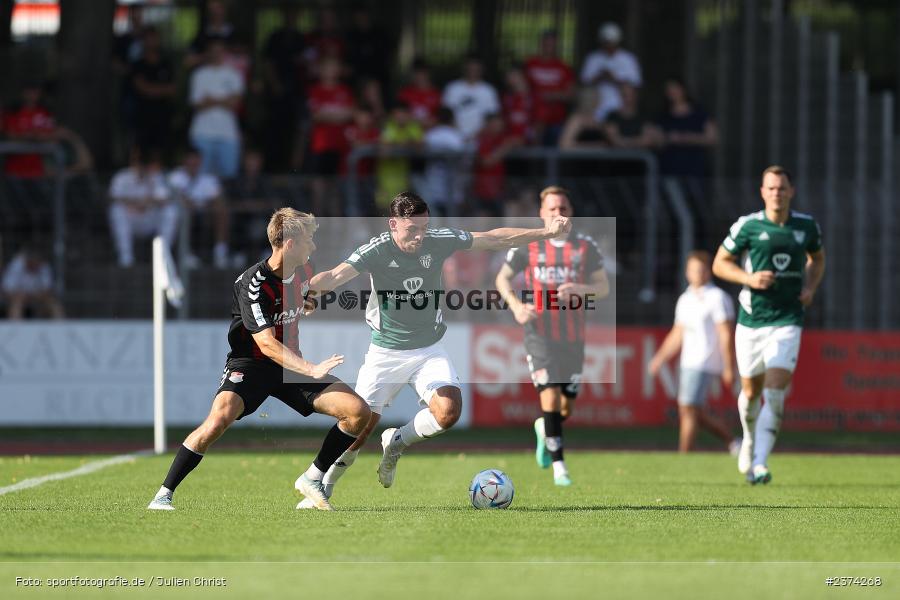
left=713, top=165, right=826, bottom=484
left=301, top=191, right=570, bottom=506
left=649, top=250, right=739, bottom=453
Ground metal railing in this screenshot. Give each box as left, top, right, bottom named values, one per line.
left=345, top=145, right=661, bottom=302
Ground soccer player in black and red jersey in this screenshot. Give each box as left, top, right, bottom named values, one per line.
left=495, top=186, right=609, bottom=486
left=147, top=208, right=370, bottom=511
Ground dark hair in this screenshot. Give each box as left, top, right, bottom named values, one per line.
left=436, top=106, right=455, bottom=125
left=761, top=165, right=794, bottom=185
left=411, top=57, right=429, bottom=71
left=663, top=77, right=696, bottom=113
left=390, top=191, right=429, bottom=217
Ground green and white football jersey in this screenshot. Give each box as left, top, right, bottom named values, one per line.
left=721, top=210, right=822, bottom=328
left=345, top=227, right=474, bottom=350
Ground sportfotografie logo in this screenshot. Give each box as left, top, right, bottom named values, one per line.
left=302, top=288, right=601, bottom=313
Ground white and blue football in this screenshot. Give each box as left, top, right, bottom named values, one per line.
left=469, top=469, right=514, bottom=509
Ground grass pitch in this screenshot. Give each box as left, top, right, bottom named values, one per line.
left=2, top=449, right=899, bottom=599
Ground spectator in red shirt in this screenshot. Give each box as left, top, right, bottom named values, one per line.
left=343, top=108, right=381, bottom=215
left=307, top=57, right=355, bottom=216
left=2, top=83, right=59, bottom=178
left=304, top=7, right=346, bottom=82
left=397, top=58, right=442, bottom=128
left=524, top=29, right=575, bottom=146
left=503, top=65, right=533, bottom=143
left=473, top=113, right=521, bottom=216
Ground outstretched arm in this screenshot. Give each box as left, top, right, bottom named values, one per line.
left=470, top=216, right=571, bottom=251
left=309, top=262, right=361, bottom=293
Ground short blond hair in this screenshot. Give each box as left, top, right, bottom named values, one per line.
left=267, top=208, right=317, bottom=249
left=539, top=185, right=571, bottom=205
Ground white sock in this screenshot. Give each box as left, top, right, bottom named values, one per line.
left=754, top=388, right=786, bottom=467
left=323, top=449, right=359, bottom=498
left=398, top=408, right=444, bottom=447
left=737, top=391, right=761, bottom=446
left=552, top=461, right=568, bottom=477
left=303, top=464, right=326, bottom=481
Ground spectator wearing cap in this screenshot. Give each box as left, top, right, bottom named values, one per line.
left=168, top=147, right=229, bottom=269
left=398, top=58, right=442, bottom=128
left=108, top=147, right=178, bottom=268
left=524, top=29, right=575, bottom=146
left=1, top=245, right=64, bottom=320
left=188, top=37, right=245, bottom=180
left=580, top=22, right=642, bottom=123
left=442, top=54, right=501, bottom=142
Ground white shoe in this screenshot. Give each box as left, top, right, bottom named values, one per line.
left=147, top=490, right=175, bottom=511
left=729, top=438, right=742, bottom=457
left=377, top=428, right=404, bottom=488
left=296, top=497, right=317, bottom=510
left=737, top=436, right=754, bottom=474
left=294, top=474, right=334, bottom=511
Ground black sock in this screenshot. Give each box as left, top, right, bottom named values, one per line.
left=542, top=411, right=564, bottom=462
left=162, top=444, right=204, bottom=491
left=313, top=424, right=357, bottom=473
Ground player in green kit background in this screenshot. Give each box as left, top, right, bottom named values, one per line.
left=713, top=165, right=826, bottom=484
left=297, top=191, right=571, bottom=507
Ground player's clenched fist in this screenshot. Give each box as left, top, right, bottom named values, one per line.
left=546, top=216, right=571, bottom=237
left=746, top=270, right=775, bottom=290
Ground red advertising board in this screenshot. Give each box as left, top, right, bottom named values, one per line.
left=470, top=326, right=900, bottom=431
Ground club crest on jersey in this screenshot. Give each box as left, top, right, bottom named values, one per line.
left=772, top=253, right=791, bottom=271
left=419, top=254, right=433, bottom=269
left=403, top=276, right=424, bottom=293
left=229, top=371, right=244, bottom=383
left=793, top=230, right=806, bottom=245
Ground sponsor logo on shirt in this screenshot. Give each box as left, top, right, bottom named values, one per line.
left=403, top=277, right=424, bottom=293
left=772, top=253, right=791, bottom=271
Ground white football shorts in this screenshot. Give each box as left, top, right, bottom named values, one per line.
left=735, top=323, right=802, bottom=378
left=354, top=340, right=461, bottom=414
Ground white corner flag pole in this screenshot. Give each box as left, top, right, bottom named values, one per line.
left=152, top=237, right=184, bottom=455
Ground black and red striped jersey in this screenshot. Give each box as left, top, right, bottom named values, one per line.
left=504, top=232, right=604, bottom=342
left=227, top=259, right=315, bottom=364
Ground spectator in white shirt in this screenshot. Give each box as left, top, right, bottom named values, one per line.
left=579, top=22, right=642, bottom=123
left=420, top=106, right=468, bottom=217
left=441, top=54, right=500, bottom=141
left=108, top=147, right=178, bottom=268
left=189, top=38, right=244, bottom=179
left=1, top=245, right=63, bottom=319
left=648, top=251, right=740, bottom=453
left=168, top=147, right=229, bottom=268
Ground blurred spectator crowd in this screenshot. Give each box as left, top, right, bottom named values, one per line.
left=0, top=1, right=720, bottom=318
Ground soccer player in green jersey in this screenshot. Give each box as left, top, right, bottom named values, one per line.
left=297, top=191, right=571, bottom=506
left=713, top=165, right=826, bottom=484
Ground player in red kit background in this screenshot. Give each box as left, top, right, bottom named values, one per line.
left=496, top=186, right=609, bottom=486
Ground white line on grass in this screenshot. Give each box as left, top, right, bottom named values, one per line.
left=0, top=452, right=148, bottom=496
